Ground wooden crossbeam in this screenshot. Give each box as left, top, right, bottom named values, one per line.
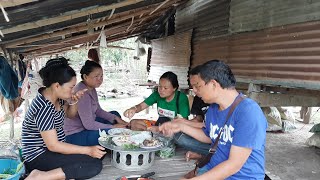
left=21, top=11, right=161, bottom=53
left=1, top=0, right=143, bottom=35
left=32, top=20, right=153, bottom=56
left=5, top=2, right=171, bottom=48
left=149, top=0, right=170, bottom=15
left=1, top=0, right=35, bottom=8
left=28, top=21, right=141, bottom=54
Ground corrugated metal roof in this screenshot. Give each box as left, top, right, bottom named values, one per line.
left=192, top=20, right=320, bottom=90
left=230, top=0, right=320, bottom=33
left=175, top=0, right=230, bottom=41
left=149, top=30, right=192, bottom=88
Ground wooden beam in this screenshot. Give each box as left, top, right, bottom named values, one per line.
left=1, top=0, right=144, bottom=35
left=1, top=0, right=36, bottom=8
left=104, top=45, right=134, bottom=50
left=300, top=107, right=312, bottom=124
left=249, top=92, right=320, bottom=107
left=15, top=8, right=167, bottom=53
left=5, top=2, right=169, bottom=48
left=29, top=21, right=141, bottom=54
left=248, top=83, right=320, bottom=107
left=149, top=0, right=170, bottom=15
left=33, top=22, right=150, bottom=56
left=37, top=30, right=146, bottom=56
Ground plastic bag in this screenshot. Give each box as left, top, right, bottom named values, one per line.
left=156, top=144, right=176, bottom=158
left=306, top=133, right=320, bottom=148
left=156, top=135, right=175, bottom=158
left=262, top=107, right=282, bottom=127
left=21, top=59, right=43, bottom=100
left=310, top=124, right=320, bottom=133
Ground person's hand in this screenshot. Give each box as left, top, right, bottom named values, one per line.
left=130, top=119, right=147, bottom=131
left=147, top=126, right=159, bottom=133
left=115, top=117, right=129, bottom=126
left=113, top=124, right=128, bottom=128
left=159, top=121, right=182, bottom=137
left=87, top=145, right=106, bottom=159
left=123, top=107, right=136, bottom=119
left=69, top=88, right=88, bottom=104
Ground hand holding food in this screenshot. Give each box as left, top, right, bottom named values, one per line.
left=123, top=106, right=136, bottom=119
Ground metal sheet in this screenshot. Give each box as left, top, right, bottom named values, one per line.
left=230, top=0, right=320, bottom=33
left=149, top=31, right=192, bottom=88
left=192, top=21, right=320, bottom=90
left=175, top=0, right=230, bottom=41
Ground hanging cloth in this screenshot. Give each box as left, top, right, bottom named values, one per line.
left=0, top=56, right=18, bottom=100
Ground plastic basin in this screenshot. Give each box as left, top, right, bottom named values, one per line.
left=0, top=158, right=25, bottom=180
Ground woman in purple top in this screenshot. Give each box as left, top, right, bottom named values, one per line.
left=64, top=60, right=128, bottom=146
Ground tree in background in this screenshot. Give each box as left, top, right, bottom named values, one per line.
left=63, top=37, right=148, bottom=96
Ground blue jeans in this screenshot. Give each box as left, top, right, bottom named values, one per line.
left=66, top=111, right=120, bottom=146
left=173, top=132, right=211, bottom=156
left=197, top=165, right=209, bottom=176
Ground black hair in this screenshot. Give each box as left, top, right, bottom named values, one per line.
left=160, top=71, right=179, bottom=89
left=88, top=49, right=100, bottom=64
left=198, top=60, right=236, bottom=89
left=80, top=60, right=102, bottom=80
left=39, top=57, right=76, bottom=87
left=189, top=65, right=202, bottom=76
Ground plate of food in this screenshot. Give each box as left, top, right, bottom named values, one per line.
left=108, top=128, right=132, bottom=136
left=140, top=138, right=162, bottom=149
left=112, top=136, right=134, bottom=146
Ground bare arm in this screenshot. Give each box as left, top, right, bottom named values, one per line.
left=64, top=103, right=78, bottom=119
left=181, top=123, right=211, bottom=143
left=160, top=122, right=211, bottom=144
left=123, top=102, right=149, bottom=119
left=40, top=129, right=105, bottom=159
left=64, top=89, right=88, bottom=118
left=193, top=145, right=252, bottom=180
left=173, top=118, right=204, bottom=129
left=191, top=115, right=204, bottom=123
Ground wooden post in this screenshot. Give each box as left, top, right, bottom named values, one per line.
left=300, top=107, right=312, bottom=124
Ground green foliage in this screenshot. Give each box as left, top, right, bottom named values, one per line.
left=0, top=174, right=11, bottom=179
left=16, top=161, right=24, bottom=173
left=64, top=38, right=136, bottom=66
left=122, top=144, right=139, bottom=150
left=2, top=168, right=15, bottom=175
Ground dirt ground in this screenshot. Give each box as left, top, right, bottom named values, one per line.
left=265, top=122, right=320, bottom=180
left=1, top=96, right=320, bottom=180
